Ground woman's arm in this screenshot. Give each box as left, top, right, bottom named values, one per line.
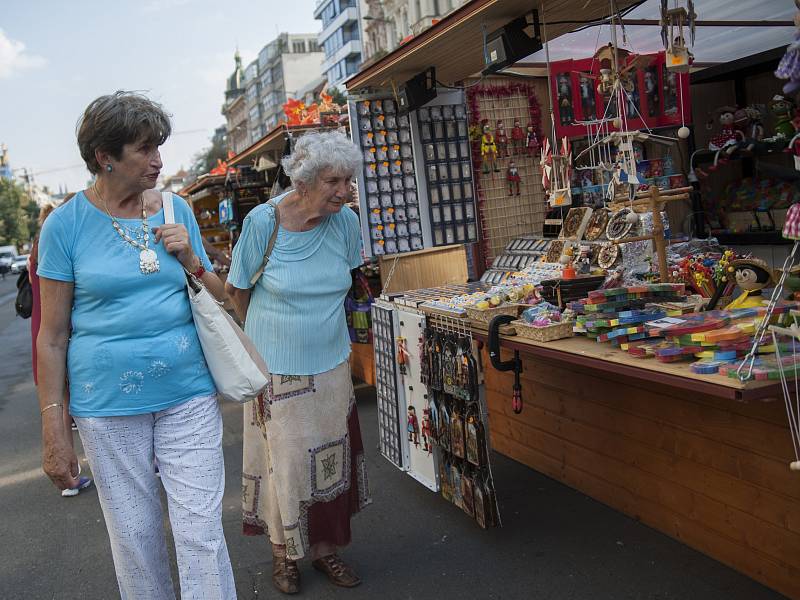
left=224, top=282, right=251, bottom=323
left=37, top=278, right=79, bottom=491
left=200, top=269, right=227, bottom=303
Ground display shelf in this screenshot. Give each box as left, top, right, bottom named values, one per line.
left=712, top=231, right=792, bottom=246
left=472, top=332, right=777, bottom=402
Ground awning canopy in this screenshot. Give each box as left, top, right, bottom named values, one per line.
left=345, top=0, right=641, bottom=91
left=345, top=0, right=794, bottom=92
left=227, top=123, right=342, bottom=168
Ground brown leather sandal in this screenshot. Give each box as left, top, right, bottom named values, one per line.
left=312, top=553, right=362, bottom=588
left=272, top=554, right=300, bottom=595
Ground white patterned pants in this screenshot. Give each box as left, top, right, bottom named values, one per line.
left=75, top=394, right=237, bottom=600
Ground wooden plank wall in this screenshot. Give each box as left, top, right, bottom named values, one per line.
left=349, top=341, right=375, bottom=386
left=482, top=346, right=800, bottom=599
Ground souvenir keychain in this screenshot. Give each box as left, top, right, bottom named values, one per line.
left=465, top=406, right=483, bottom=467
left=438, top=399, right=450, bottom=452
left=461, top=467, right=475, bottom=517
left=450, top=462, right=464, bottom=509
left=442, top=337, right=457, bottom=395
left=450, top=403, right=466, bottom=459
left=473, top=475, right=488, bottom=529
left=440, top=459, right=454, bottom=503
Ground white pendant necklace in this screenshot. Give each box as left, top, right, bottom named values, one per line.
left=94, top=185, right=159, bottom=274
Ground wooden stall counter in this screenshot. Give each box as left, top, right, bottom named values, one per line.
left=479, top=334, right=800, bottom=599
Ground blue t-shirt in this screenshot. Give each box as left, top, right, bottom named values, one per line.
left=227, top=193, right=363, bottom=375
left=37, top=191, right=215, bottom=417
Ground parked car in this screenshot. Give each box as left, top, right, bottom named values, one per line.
left=11, top=255, right=29, bottom=274
left=0, top=246, right=16, bottom=276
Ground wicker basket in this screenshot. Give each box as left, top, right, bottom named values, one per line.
left=511, top=319, right=575, bottom=342
left=465, top=303, right=522, bottom=325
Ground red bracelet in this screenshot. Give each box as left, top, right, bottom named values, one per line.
left=191, top=265, right=206, bottom=279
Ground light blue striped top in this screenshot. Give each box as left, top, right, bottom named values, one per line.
left=227, top=192, right=363, bottom=375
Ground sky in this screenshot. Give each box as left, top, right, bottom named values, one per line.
left=0, top=0, right=320, bottom=193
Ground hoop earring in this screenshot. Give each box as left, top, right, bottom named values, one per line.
left=106, top=164, right=113, bottom=172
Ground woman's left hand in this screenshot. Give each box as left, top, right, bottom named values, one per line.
left=155, top=224, right=197, bottom=271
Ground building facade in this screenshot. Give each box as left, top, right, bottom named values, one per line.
left=314, top=0, right=367, bottom=88
left=361, top=0, right=467, bottom=64
left=222, top=34, right=323, bottom=152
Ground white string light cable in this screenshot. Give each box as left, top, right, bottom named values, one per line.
left=772, top=329, right=800, bottom=470
left=737, top=241, right=800, bottom=381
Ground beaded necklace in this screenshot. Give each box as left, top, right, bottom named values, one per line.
left=93, top=185, right=159, bottom=274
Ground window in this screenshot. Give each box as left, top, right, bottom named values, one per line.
left=246, top=85, right=259, bottom=103
left=345, top=56, right=360, bottom=75
left=272, top=66, right=283, bottom=82
left=308, top=40, right=320, bottom=53
left=260, top=70, right=272, bottom=88
left=320, top=1, right=337, bottom=28
left=249, top=106, right=260, bottom=122
left=327, top=61, right=343, bottom=84
left=292, top=40, right=306, bottom=53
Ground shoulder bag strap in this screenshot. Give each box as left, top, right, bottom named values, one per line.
left=162, top=191, right=175, bottom=225
left=248, top=200, right=280, bottom=287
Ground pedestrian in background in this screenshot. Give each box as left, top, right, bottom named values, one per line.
left=36, top=91, right=235, bottom=600
left=226, top=130, right=371, bottom=595
left=29, top=193, right=92, bottom=497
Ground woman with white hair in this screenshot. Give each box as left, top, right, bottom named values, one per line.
left=226, top=130, right=371, bottom=595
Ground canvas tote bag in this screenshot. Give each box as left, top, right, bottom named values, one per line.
left=162, top=192, right=269, bottom=403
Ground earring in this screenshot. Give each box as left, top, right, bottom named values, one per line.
left=106, top=164, right=113, bottom=172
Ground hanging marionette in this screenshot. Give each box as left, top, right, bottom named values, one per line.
left=525, top=123, right=540, bottom=156
left=495, top=120, right=509, bottom=158
left=480, top=119, right=499, bottom=174
left=511, top=119, right=525, bottom=154
left=407, top=405, right=420, bottom=446
left=506, top=161, right=521, bottom=196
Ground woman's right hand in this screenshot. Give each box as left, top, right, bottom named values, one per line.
left=41, top=422, right=79, bottom=491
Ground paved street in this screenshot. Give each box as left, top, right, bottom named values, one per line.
left=0, top=276, right=788, bottom=600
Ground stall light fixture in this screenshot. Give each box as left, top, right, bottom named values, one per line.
left=397, top=66, right=437, bottom=112
left=483, top=10, right=543, bottom=76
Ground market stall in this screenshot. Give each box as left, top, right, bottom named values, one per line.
left=345, top=0, right=800, bottom=597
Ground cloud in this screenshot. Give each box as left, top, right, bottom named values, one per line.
left=0, top=29, right=46, bottom=78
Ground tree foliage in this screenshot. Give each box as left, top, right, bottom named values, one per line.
left=0, top=179, right=34, bottom=250
left=190, top=128, right=228, bottom=177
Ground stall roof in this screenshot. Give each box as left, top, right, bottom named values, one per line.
left=178, top=174, right=225, bottom=198
left=346, top=0, right=794, bottom=91
left=522, top=0, right=793, bottom=67
left=227, top=123, right=342, bottom=168
left=345, top=0, right=641, bottom=91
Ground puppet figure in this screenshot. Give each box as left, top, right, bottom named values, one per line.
left=480, top=120, right=499, bottom=174
left=421, top=408, right=433, bottom=453
left=511, top=119, right=525, bottom=154
left=525, top=123, right=540, bottom=156
left=495, top=120, right=509, bottom=158
left=558, top=74, right=574, bottom=124
left=708, top=106, right=741, bottom=152
left=407, top=405, right=420, bottom=446
left=725, top=258, right=775, bottom=310
left=771, top=95, right=796, bottom=139
left=506, top=161, right=522, bottom=196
